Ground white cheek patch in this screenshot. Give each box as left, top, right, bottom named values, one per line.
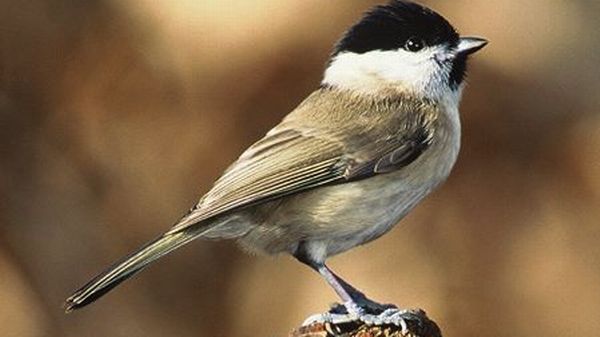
left=322, top=47, right=450, bottom=99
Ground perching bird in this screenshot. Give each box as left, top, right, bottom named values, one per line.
left=66, top=0, right=487, bottom=322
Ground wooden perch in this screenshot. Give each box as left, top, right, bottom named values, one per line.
left=289, top=309, right=442, bottom=337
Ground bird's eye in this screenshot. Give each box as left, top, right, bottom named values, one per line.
left=404, top=37, right=424, bottom=52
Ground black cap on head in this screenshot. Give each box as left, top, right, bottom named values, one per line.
left=334, top=1, right=459, bottom=55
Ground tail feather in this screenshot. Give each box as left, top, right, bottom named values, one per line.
left=65, top=231, right=197, bottom=312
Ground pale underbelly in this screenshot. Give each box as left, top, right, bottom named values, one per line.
left=237, top=131, right=458, bottom=260
left=238, top=172, right=435, bottom=260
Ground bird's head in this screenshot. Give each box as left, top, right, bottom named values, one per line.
left=323, top=0, right=487, bottom=102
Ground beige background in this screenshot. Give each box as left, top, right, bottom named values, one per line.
left=1, top=1, right=599, bottom=336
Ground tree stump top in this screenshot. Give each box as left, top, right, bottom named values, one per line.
left=290, top=309, right=442, bottom=337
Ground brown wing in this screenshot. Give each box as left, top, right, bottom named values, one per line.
left=167, top=97, right=436, bottom=234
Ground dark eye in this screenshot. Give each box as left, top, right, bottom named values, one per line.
left=404, top=37, right=424, bottom=52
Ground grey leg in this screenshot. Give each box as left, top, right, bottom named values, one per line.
left=302, top=263, right=412, bottom=329
left=295, top=245, right=410, bottom=328
left=293, top=245, right=389, bottom=313
left=315, top=264, right=356, bottom=303
left=317, top=264, right=394, bottom=313
left=293, top=245, right=363, bottom=307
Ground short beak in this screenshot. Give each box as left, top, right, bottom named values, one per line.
left=456, top=37, right=488, bottom=55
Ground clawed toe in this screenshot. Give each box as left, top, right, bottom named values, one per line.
left=303, top=301, right=422, bottom=332
left=358, top=308, right=413, bottom=332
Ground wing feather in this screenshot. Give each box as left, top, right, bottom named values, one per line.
left=167, top=131, right=347, bottom=233
left=167, top=93, right=437, bottom=234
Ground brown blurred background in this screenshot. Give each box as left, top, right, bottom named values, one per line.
left=1, top=1, right=599, bottom=336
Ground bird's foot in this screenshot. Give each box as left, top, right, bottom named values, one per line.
left=357, top=307, right=423, bottom=333
left=349, top=296, right=397, bottom=314
left=302, top=301, right=423, bottom=333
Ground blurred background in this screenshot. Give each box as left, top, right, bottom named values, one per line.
left=1, top=1, right=599, bottom=336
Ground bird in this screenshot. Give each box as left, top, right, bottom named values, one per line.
left=65, top=0, right=487, bottom=322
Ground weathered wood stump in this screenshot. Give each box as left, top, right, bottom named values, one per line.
left=290, top=309, right=442, bottom=337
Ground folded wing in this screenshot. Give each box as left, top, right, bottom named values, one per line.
left=168, top=95, right=436, bottom=234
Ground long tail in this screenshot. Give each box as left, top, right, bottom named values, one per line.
left=65, top=230, right=199, bottom=312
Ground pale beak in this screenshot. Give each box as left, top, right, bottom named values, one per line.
left=456, top=37, right=488, bottom=55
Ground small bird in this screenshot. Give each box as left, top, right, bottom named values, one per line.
left=66, top=0, right=487, bottom=322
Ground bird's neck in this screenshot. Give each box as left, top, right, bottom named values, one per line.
left=321, top=53, right=464, bottom=109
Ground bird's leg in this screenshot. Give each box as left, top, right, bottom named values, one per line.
left=295, top=245, right=413, bottom=328
left=316, top=264, right=392, bottom=314
left=313, top=263, right=363, bottom=313
left=293, top=245, right=392, bottom=314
